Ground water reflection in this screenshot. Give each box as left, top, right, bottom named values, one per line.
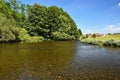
left=0, top=41, right=76, bottom=80
left=0, top=41, right=120, bottom=80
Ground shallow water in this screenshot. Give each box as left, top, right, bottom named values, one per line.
left=0, top=41, right=120, bottom=80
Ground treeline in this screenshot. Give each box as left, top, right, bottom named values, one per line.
left=107, top=33, right=120, bottom=35
left=0, top=0, right=82, bottom=42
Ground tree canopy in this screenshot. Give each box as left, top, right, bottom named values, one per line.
left=0, top=0, right=82, bottom=42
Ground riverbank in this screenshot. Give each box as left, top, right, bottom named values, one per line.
left=81, top=35, right=120, bottom=47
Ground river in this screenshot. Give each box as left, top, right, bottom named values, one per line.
left=0, top=41, right=120, bottom=80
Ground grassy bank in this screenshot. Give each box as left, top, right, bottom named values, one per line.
left=81, top=35, right=120, bottom=47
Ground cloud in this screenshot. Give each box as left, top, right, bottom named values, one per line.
left=104, top=24, right=120, bottom=33
left=83, top=23, right=120, bottom=34
left=118, top=2, right=120, bottom=7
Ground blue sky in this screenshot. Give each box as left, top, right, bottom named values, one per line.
left=21, top=0, right=120, bottom=34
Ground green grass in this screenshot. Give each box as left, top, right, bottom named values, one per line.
left=81, top=35, right=120, bottom=47
left=95, top=35, right=120, bottom=42
left=82, top=35, right=120, bottom=42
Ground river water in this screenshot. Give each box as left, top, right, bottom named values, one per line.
left=0, top=41, right=120, bottom=80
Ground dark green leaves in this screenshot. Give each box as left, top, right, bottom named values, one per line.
left=26, top=4, right=82, bottom=40
left=0, top=0, right=82, bottom=42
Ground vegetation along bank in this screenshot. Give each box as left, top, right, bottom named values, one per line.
left=0, top=0, right=82, bottom=42
left=81, top=33, right=120, bottom=47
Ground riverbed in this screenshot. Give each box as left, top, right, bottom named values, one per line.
left=0, top=41, right=120, bottom=80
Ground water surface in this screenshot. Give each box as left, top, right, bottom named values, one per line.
left=0, top=41, right=120, bottom=80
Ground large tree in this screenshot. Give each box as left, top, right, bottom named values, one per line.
left=25, top=4, right=81, bottom=40
left=0, top=0, right=82, bottom=42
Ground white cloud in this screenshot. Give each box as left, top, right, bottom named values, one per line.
left=104, top=24, right=120, bottom=33
left=83, top=23, right=120, bottom=34
left=118, top=2, right=120, bottom=7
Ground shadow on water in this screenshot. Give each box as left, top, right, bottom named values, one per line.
left=0, top=41, right=76, bottom=80
left=0, top=41, right=120, bottom=80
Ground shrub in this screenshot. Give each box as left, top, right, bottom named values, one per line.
left=28, top=36, right=44, bottom=42
left=103, top=39, right=119, bottom=47
left=0, top=26, right=44, bottom=42
left=11, top=27, right=44, bottom=42
left=0, top=28, right=16, bottom=42
left=117, top=42, right=120, bottom=47
left=0, top=13, right=17, bottom=42
left=52, top=32, right=75, bottom=40
left=94, top=41, right=103, bottom=46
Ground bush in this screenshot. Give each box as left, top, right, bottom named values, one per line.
left=11, top=27, right=44, bottom=42
left=0, top=13, right=16, bottom=42
left=0, top=26, right=44, bottom=42
left=103, top=39, right=119, bottom=47
left=0, top=28, right=16, bottom=42
left=28, top=36, right=44, bottom=42
left=117, top=42, right=120, bottom=47
left=52, top=32, right=75, bottom=40
left=82, top=38, right=120, bottom=47
left=94, top=41, right=103, bottom=46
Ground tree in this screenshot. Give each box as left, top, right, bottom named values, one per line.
left=78, top=29, right=82, bottom=36
left=92, top=34, right=96, bottom=40
left=0, top=13, right=16, bottom=42
left=0, top=1, right=82, bottom=42
left=0, top=13, right=30, bottom=42
left=85, top=34, right=88, bottom=38
left=25, top=4, right=81, bottom=40
left=25, top=4, right=48, bottom=37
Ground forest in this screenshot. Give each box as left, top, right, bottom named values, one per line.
left=0, top=0, right=82, bottom=42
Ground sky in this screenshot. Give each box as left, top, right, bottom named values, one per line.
left=21, top=0, right=120, bottom=34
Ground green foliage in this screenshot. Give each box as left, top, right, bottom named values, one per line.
left=25, top=4, right=48, bottom=37
left=117, top=42, right=120, bottom=47
left=0, top=1, right=82, bottom=42
left=92, top=34, right=96, bottom=40
left=84, top=40, right=103, bottom=46
left=25, top=4, right=81, bottom=40
left=0, top=13, right=16, bottom=42
left=9, top=27, right=44, bottom=42
left=0, top=12, right=43, bottom=42
left=103, top=39, right=120, bottom=47
left=0, top=26, right=44, bottom=42
left=0, top=0, right=12, bottom=18
left=82, top=38, right=120, bottom=47
left=0, top=0, right=26, bottom=26
left=10, top=27, right=30, bottom=42
left=52, top=32, right=75, bottom=40
left=0, top=28, right=16, bottom=42
left=28, top=36, right=44, bottom=42
left=80, top=35, right=88, bottom=40
left=77, top=29, right=82, bottom=37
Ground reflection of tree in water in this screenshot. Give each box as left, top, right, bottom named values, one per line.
left=23, top=41, right=76, bottom=79
left=0, top=41, right=76, bottom=79
left=0, top=43, right=26, bottom=80
left=0, top=42, right=120, bottom=80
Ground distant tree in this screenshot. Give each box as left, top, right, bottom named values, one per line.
left=81, top=35, right=87, bottom=40
left=78, top=29, right=82, bottom=35
left=107, top=33, right=112, bottom=35
left=85, top=34, right=88, bottom=39
left=92, top=34, right=96, bottom=40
